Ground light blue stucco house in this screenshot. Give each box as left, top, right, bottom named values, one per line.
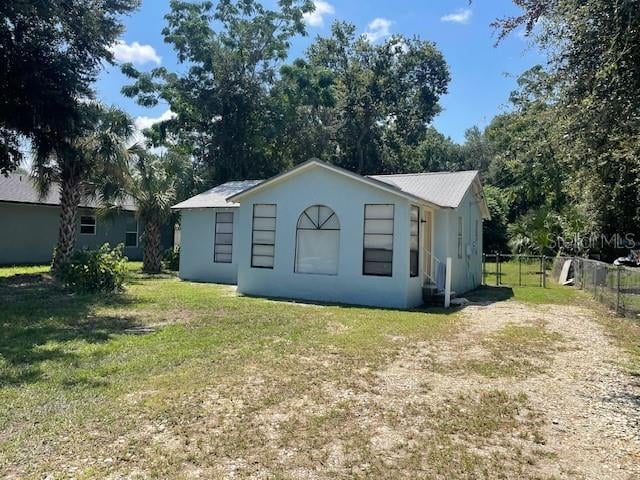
left=0, top=173, right=171, bottom=265
left=173, top=160, right=490, bottom=309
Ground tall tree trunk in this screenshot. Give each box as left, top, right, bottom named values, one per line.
left=52, top=175, right=81, bottom=273
left=143, top=220, right=162, bottom=273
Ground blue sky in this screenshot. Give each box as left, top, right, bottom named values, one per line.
left=97, top=0, right=542, bottom=143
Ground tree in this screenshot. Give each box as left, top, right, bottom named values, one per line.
left=126, top=152, right=182, bottom=273
left=0, top=0, right=140, bottom=174
left=495, top=0, right=640, bottom=251
left=306, top=22, right=450, bottom=174
left=32, top=103, right=135, bottom=272
left=122, top=0, right=314, bottom=185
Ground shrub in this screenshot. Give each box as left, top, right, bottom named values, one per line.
left=163, top=246, right=180, bottom=271
left=57, top=243, right=128, bottom=293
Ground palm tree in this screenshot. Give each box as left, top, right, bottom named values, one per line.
left=125, top=152, right=179, bottom=273
left=32, top=103, right=135, bottom=272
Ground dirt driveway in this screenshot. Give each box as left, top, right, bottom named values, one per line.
left=377, top=300, right=640, bottom=479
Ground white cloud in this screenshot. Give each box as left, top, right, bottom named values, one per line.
left=131, top=109, right=176, bottom=150
left=440, top=8, right=472, bottom=25
left=365, top=17, right=393, bottom=42
left=109, top=40, right=161, bottom=65
left=303, top=1, right=335, bottom=27
left=134, top=109, right=176, bottom=132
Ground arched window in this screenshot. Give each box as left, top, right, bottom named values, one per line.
left=295, top=205, right=340, bottom=275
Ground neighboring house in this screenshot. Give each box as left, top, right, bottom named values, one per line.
left=0, top=173, right=171, bottom=265
left=173, top=160, right=490, bottom=309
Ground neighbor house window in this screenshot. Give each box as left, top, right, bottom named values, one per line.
left=80, top=215, right=96, bottom=235
left=363, top=204, right=394, bottom=277
left=295, top=205, right=340, bottom=275
left=457, top=216, right=463, bottom=258
left=125, top=218, right=138, bottom=247
left=214, top=212, right=233, bottom=263
left=251, top=204, right=276, bottom=268
left=410, top=206, right=419, bottom=277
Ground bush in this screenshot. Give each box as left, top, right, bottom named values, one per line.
left=57, top=243, right=128, bottom=293
left=163, top=246, right=180, bottom=271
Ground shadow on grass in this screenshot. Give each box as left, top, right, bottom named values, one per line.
left=464, top=286, right=515, bottom=305
left=239, top=292, right=459, bottom=315
left=0, top=273, right=146, bottom=387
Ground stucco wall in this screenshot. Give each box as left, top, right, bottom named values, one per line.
left=179, top=207, right=239, bottom=284
left=432, top=188, right=483, bottom=295
left=0, top=202, right=143, bottom=264
left=235, top=166, right=419, bottom=309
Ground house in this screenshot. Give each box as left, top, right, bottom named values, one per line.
left=173, top=160, right=490, bottom=309
left=0, top=173, right=172, bottom=265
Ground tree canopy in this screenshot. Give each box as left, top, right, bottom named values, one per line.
left=0, top=0, right=140, bottom=174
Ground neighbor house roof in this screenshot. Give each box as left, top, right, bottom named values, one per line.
left=172, top=180, right=263, bottom=210
left=0, top=173, right=136, bottom=211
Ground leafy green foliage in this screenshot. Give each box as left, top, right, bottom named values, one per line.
left=163, top=246, right=181, bottom=271
left=57, top=244, right=128, bottom=293
left=0, top=0, right=140, bottom=173
left=490, top=0, right=640, bottom=257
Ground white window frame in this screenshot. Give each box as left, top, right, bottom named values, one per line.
left=294, top=205, right=340, bottom=275
left=125, top=218, right=139, bottom=248
left=410, top=205, right=419, bottom=277
left=80, top=214, right=96, bottom=235
left=214, top=211, right=234, bottom=263
left=251, top=204, right=276, bottom=269
left=363, top=204, right=394, bottom=277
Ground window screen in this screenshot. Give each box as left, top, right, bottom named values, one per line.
left=125, top=217, right=138, bottom=247
left=214, top=211, right=233, bottom=263
left=363, top=204, right=394, bottom=277
left=295, top=205, right=340, bottom=275
left=458, top=216, right=463, bottom=259
left=410, top=206, right=419, bottom=277
left=251, top=204, right=276, bottom=268
left=80, top=215, right=96, bottom=235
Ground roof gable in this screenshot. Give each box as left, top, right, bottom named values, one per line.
left=227, top=160, right=436, bottom=207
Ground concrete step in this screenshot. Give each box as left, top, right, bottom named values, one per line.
left=422, top=284, right=456, bottom=306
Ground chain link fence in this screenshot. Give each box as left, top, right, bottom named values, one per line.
left=552, top=256, right=640, bottom=319
left=483, top=253, right=549, bottom=287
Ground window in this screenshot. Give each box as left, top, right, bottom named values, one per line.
left=410, top=206, right=419, bottom=277
left=125, top=218, right=138, bottom=247
left=474, top=219, right=479, bottom=254
left=457, top=216, right=463, bottom=258
left=80, top=215, right=96, bottom=235
left=295, top=205, right=340, bottom=275
left=363, top=204, right=394, bottom=277
left=251, top=204, right=276, bottom=268
left=214, top=212, right=233, bottom=263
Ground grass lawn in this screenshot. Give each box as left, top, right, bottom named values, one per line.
left=1, top=263, right=637, bottom=478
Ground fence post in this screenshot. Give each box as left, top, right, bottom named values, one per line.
left=482, top=253, right=486, bottom=286
left=616, top=266, right=621, bottom=315
left=518, top=255, right=522, bottom=286
left=542, top=256, right=546, bottom=288
left=593, top=264, right=597, bottom=298
left=496, top=252, right=500, bottom=286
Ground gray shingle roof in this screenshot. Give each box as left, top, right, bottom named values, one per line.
left=368, top=170, right=480, bottom=209
left=172, top=180, right=263, bottom=209
left=0, top=173, right=136, bottom=210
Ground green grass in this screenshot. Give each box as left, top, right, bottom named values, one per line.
left=0, top=263, right=601, bottom=478
left=0, top=264, right=462, bottom=478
